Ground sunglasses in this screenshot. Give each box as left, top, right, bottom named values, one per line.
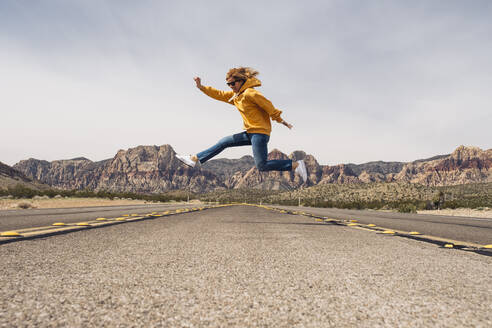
left=226, top=80, right=241, bottom=87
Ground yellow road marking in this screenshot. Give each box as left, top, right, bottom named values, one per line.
left=270, top=206, right=492, bottom=251
left=0, top=205, right=222, bottom=244
left=1, top=231, right=21, bottom=237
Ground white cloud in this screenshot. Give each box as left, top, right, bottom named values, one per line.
left=1, top=0, right=491, bottom=166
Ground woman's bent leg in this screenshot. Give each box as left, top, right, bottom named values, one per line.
left=250, top=134, right=292, bottom=171
left=197, top=132, right=251, bottom=164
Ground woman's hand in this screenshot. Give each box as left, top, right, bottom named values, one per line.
left=281, top=120, right=293, bottom=129
left=194, top=76, right=202, bottom=89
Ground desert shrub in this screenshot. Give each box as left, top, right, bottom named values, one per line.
left=17, top=202, right=33, bottom=209
left=397, top=203, right=417, bottom=213
left=1, top=185, right=196, bottom=203
left=364, top=200, right=385, bottom=210
left=441, top=198, right=491, bottom=209
left=442, top=200, right=459, bottom=209
left=95, top=190, right=112, bottom=199
left=75, top=189, right=97, bottom=198
left=7, top=185, right=39, bottom=198
left=319, top=200, right=334, bottom=208
left=41, top=189, right=58, bottom=198
left=353, top=201, right=365, bottom=210
left=423, top=200, right=435, bottom=210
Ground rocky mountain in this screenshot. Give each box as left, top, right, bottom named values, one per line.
left=395, top=146, right=492, bottom=186
left=319, top=146, right=491, bottom=186
left=11, top=145, right=492, bottom=193
left=201, top=156, right=256, bottom=185
left=223, top=146, right=491, bottom=189
left=13, top=157, right=104, bottom=190
left=0, top=161, right=49, bottom=190
left=14, top=145, right=225, bottom=193
left=345, top=161, right=405, bottom=176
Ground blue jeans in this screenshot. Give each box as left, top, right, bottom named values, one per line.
left=197, top=132, right=292, bottom=171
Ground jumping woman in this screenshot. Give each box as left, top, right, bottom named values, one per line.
left=176, top=67, right=307, bottom=182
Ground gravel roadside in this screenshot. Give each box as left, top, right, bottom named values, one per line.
left=1, top=205, right=491, bottom=327
left=418, top=208, right=492, bottom=219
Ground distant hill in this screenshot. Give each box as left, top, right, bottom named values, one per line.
left=202, top=155, right=256, bottom=185
left=0, top=161, right=49, bottom=190
left=11, top=145, right=492, bottom=193
left=219, top=146, right=492, bottom=189
left=13, top=146, right=224, bottom=193
left=345, top=161, right=405, bottom=176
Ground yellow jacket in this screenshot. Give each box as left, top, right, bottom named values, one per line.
left=199, top=77, right=283, bottom=135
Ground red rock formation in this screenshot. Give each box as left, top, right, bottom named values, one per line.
left=0, top=161, right=49, bottom=190
left=14, top=145, right=225, bottom=193
left=11, top=145, right=492, bottom=192
left=319, top=164, right=360, bottom=184
left=394, top=146, right=492, bottom=186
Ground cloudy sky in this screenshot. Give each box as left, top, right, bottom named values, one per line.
left=1, top=0, right=491, bottom=166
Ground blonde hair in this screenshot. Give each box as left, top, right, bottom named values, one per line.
left=226, top=67, right=259, bottom=81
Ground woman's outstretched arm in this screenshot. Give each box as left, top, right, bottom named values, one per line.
left=280, top=120, right=293, bottom=129
left=194, top=76, right=234, bottom=104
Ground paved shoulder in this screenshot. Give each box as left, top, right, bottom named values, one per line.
left=0, top=203, right=196, bottom=231
left=276, top=205, right=492, bottom=245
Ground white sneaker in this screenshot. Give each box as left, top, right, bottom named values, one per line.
left=176, top=154, right=197, bottom=168
left=295, top=160, right=307, bottom=182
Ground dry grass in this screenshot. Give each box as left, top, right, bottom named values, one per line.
left=0, top=197, right=149, bottom=210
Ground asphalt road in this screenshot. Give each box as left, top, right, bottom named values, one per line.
left=0, top=205, right=491, bottom=327
left=0, top=203, right=199, bottom=231
left=2, top=203, right=491, bottom=246
left=275, top=205, right=492, bottom=246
